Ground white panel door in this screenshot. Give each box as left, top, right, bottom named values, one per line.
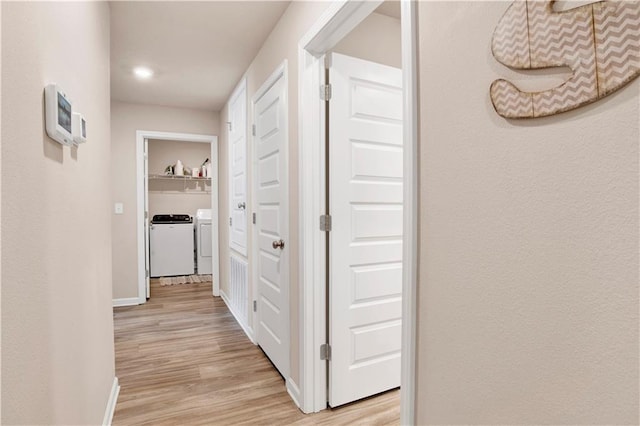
left=328, top=53, right=403, bottom=407
left=229, top=79, right=248, bottom=255
left=253, top=66, right=289, bottom=378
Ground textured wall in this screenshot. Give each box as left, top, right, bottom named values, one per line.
left=333, top=12, right=401, bottom=68
left=1, top=2, right=115, bottom=424
left=110, top=101, right=219, bottom=299
left=416, top=2, right=639, bottom=424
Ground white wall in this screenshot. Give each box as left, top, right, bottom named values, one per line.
left=111, top=101, right=219, bottom=299
left=147, top=139, right=211, bottom=220
left=333, top=12, right=401, bottom=68
left=416, top=2, right=639, bottom=424
left=1, top=2, right=115, bottom=424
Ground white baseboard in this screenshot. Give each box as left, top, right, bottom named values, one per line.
left=112, top=297, right=140, bottom=307
left=102, top=377, right=120, bottom=426
left=220, top=289, right=255, bottom=344
left=286, top=378, right=302, bottom=410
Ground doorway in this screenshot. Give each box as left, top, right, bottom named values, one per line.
left=298, top=1, right=418, bottom=422
left=135, top=131, right=220, bottom=304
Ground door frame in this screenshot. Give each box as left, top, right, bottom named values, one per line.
left=297, top=1, right=418, bottom=422
left=135, top=130, right=220, bottom=304
left=250, top=60, right=291, bottom=377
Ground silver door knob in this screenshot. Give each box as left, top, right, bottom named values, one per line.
left=272, top=239, right=285, bottom=250
left=237, top=202, right=246, bottom=210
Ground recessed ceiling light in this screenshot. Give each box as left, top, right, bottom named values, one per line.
left=133, top=67, right=154, bottom=79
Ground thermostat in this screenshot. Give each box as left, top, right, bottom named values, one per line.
left=72, top=112, right=87, bottom=144
left=44, top=83, right=74, bottom=146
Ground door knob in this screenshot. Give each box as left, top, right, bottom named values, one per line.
left=272, top=239, right=285, bottom=250
left=237, top=202, right=246, bottom=210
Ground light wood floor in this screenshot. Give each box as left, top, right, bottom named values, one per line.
left=112, top=280, right=400, bottom=425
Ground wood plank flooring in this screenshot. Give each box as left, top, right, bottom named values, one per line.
left=112, top=280, right=400, bottom=425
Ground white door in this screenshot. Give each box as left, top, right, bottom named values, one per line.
left=144, top=138, right=150, bottom=298
left=253, top=65, right=289, bottom=378
left=328, top=53, right=403, bottom=407
left=229, top=79, right=248, bottom=256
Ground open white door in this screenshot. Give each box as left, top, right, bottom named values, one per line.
left=253, top=64, right=289, bottom=378
left=229, top=79, right=248, bottom=256
left=328, top=53, right=403, bottom=407
left=144, top=138, right=150, bottom=299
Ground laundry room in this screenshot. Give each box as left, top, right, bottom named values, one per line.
left=147, top=139, right=211, bottom=218
left=147, top=138, right=213, bottom=283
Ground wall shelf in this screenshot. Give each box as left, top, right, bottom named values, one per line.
left=149, top=174, right=212, bottom=182
left=148, top=174, right=211, bottom=194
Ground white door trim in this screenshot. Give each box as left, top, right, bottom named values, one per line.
left=251, top=59, right=291, bottom=376
left=399, top=1, right=419, bottom=423
left=135, top=130, right=220, bottom=304
left=297, top=1, right=418, bottom=422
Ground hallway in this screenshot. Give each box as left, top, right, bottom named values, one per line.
left=112, top=281, right=400, bottom=425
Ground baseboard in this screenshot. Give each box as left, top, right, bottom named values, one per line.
left=220, top=289, right=255, bottom=344
left=102, top=377, right=120, bottom=426
left=286, top=378, right=302, bottom=410
left=112, top=297, right=140, bottom=307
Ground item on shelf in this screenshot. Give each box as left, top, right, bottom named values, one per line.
left=192, top=168, right=199, bottom=177
left=164, top=165, right=174, bottom=175
left=175, top=160, right=184, bottom=176
left=201, top=158, right=210, bottom=177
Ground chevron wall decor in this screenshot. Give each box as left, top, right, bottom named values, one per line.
left=491, top=0, right=640, bottom=119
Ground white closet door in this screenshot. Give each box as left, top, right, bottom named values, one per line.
left=229, top=79, right=248, bottom=255
left=253, top=66, right=289, bottom=378
left=328, top=53, right=403, bottom=407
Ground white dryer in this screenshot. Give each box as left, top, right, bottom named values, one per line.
left=195, top=209, right=213, bottom=275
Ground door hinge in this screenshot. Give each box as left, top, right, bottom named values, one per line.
left=253, top=300, right=257, bottom=312
left=229, top=217, right=233, bottom=226
left=252, top=124, right=256, bottom=136
left=321, top=84, right=332, bottom=101
left=145, top=270, right=149, bottom=278
left=319, top=214, right=332, bottom=232
left=144, top=211, right=148, bottom=219
left=320, top=343, right=331, bottom=361
left=252, top=212, right=256, bottom=224
left=226, top=121, right=232, bottom=131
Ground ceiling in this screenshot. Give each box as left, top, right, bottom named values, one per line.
left=110, top=1, right=401, bottom=112
left=110, top=1, right=290, bottom=111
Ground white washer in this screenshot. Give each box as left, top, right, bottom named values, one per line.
left=149, top=214, right=195, bottom=277
left=195, top=209, right=213, bottom=275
